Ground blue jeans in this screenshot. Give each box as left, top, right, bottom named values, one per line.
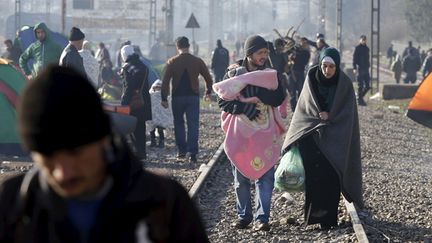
left=231, top=164, right=275, bottom=224
left=171, top=96, right=200, bottom=155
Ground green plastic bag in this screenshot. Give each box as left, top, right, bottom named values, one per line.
left=274, top=146, right=305, bottom=192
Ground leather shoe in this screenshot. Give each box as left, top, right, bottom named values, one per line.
left=254, top=221, right=270, bottom=231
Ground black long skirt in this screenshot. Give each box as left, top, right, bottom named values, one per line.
left=298, top=134, right=341, bottom=227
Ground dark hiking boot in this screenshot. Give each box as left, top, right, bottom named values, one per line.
left=176, top=153, right=186, bottom=161
left=357, top=97, right=367, bottom=106
left=150, top=131, right=157, bottom=147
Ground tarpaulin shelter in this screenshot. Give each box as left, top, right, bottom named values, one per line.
left=0, top=58, right=28, bottom=155
left=18, top=25, right=68, bottom=51
left=16, top=25, right=68, bottom=71
left=406, top=72, right=432, bottom=128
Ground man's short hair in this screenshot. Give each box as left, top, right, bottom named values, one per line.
left=360, top=35, right=367, bottom=40
left=4, top=39, right=12, bottom=45
left=176, top=36, right=190, bottom=49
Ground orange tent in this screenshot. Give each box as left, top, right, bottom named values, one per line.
left=406, top=72, right=432, bottom=128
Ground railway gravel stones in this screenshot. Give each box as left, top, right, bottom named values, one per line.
left=1, top=97, right=431, bottom=241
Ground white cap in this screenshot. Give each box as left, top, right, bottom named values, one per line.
left=321, top=56, right=335, bottom=65
left=121, top=45, right=135, bottom=62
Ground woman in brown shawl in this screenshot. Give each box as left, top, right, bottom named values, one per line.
left=281, top=47, right=363, bottom=229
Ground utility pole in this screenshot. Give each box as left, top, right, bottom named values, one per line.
left=164, top=0, right=174, bottom=45
left=46, top=0, right=50, bottom=27
left=371, top=0, right=381, bottom=93
left=61, top=0, right=66, bottom=34
left=209, top=0, right=215, bottom=55
left=336, top=0, right=342, bottom=54
left=149, top=0, right=157, bottom=50
left=15, top=0, right=21, bottom=32
left=318, top=0, right=326, bottom=36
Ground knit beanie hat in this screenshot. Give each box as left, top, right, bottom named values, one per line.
left=319, top=47, right=340, bottom=68
left=244, top=35, right=268, bottom=56
left=18, top=65, right=111, bottom=154
left=121, top=45, right=135, bottom=62
left=69, top=27, right=85, bottom=41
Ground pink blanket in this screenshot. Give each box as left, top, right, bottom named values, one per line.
left=213, top=69, right=286, bottom=180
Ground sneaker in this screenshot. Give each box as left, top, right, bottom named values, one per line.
left=149, top=141, right=157, bottom=147
left=232, top=219, right=250, bottom=229
left=253, top=221, right=270, bottom=231
left=189, top=154, right=197, bottom=163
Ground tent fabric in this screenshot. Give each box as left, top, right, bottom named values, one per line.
left=18, top=25, right=68, bottom=51
left=0, top=59, right=27, bottom=155
left=406, top=72, right=432, bottom=128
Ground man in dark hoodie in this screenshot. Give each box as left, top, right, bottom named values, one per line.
left=211, top=39, right=230, bottom=82
left=59, top=27, right=87, bottom=78
left=19, top=22, right=63, bottom=79
left=0, top=65, right=208, bottom=243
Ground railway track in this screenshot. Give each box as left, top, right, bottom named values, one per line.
left=191, top=142, right=367, bottom=242
left=2, top=88, right=432, bottom=241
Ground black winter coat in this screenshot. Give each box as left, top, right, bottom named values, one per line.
left=0, top=134, right=208, bottom=243
left=120, top=54, right=152, bottom=121
left=59, top=44, right=87, bottom=78
left=353, top=44, right=370, bottom=71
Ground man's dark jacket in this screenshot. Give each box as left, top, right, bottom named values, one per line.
left=0, top=135, right=208, bottom=243
left=59, top=43, right=87, bottom=78
left=353, top=44, right=370, bottom=71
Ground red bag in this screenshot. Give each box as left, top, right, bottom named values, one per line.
left=130, top=90, right=144, bottom=110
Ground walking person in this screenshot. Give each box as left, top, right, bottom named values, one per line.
left=1, top=39, right=21, bottom=63
left=59, top=27, right=87, bottom=78
left=282, top=47, right=363, bottom=230
left=391, top=53, right=403, bottom=84
left=286, top=37, right=311, bottom=111
left=386, top=43, right=394, bottom=68
left=161, top=36, right=213, bottom=163
left=353, top=35, right=371, bottom=106
left=402, top=49, right=422, bottom=84
left=211, top=39, right=230, bottom=82
left=19, top=22, right=63, bottom=79
left=0, top=65, right=209, bottom=242
left=120, top=45, right=151, bottom=160
left=216, top=35, right=286, bottom=231
left=147, top=80, right=173, bottom=148
left=422, top=48, right=432, bottom=78
left=79, top=40, right=100, bottom=88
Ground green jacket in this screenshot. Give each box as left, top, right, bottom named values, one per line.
left=19, top=22, right=63, bottom=77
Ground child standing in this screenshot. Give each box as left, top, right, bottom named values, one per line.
left=147, top=80, right=173, bottom=147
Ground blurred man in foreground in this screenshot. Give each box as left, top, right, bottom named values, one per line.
left=0, top=66, right=208, bottom=242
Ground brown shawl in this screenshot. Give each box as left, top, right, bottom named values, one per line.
left=282, top=67, right=364, bottom=208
